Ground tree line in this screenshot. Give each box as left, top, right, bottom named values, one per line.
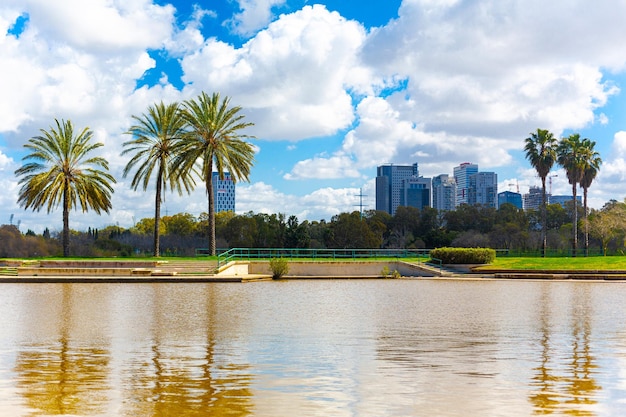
left=2, top=199, right=625, bottom=258
left=11, top=98, right=608, bottom=259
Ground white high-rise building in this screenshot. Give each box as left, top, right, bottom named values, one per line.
left=469, top=172, right=498, bottom=208
left=432, top=174, right=457, bottom=212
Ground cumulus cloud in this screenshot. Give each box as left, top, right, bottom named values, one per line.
left=227, top=0, right=286, bottom=36
left=284, top=154, right=361, bottom=180
left=180, top=4, right=368, bottom=139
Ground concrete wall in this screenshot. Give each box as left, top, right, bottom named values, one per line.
left=247, top=261, right=437, bottom=277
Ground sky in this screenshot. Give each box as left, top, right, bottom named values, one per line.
left=2, top=0, right=626, bottom=234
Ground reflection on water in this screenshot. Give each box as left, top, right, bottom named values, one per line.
left=529, top=284, right=602, bottom=416
left=1, top=280, right=626, bottom=416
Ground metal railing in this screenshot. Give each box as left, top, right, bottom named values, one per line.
left=216, top=248, right=431, bottom=268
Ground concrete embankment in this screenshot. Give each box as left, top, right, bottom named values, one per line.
left=0, top=259, right=442, bottom=282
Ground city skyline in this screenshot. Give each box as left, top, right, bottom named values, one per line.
left=2, top=1, right=626, bottom=233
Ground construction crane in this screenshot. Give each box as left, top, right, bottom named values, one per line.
left=508, top=181, right=520, bottom=193
left=549, top=174, right=558, bottom=194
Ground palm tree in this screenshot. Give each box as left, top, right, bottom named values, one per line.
left=15, top=119, right=115, bottom=256
left=524, top=128, right=557, bottom=257
left=122, top=101, right=195, bottom=257
left=557, top=133, right=587, bottom=257
left=579, top=139, right=602, bottom=256
left=176, top=92, right=255, bottom=256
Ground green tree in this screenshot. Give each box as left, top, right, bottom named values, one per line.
left=177, top=92, right=255, bottom=256
left=557, top=133, right=588, bottom=256
left=224, top=214, right=257, bottom=248
left=579, top=139, right=602, bottom=255
left=588, top=200, right=626, bottom=255
left=285, top=215, right=311, bottom=248
left=524, top=128, right=557, bottom=256
left=122, top=101, right=194, bottom=257
left=163, top=212, right=197, bottom=237
left=15, top=119, right=115, bottom=256
left=326, top=211, right=382, bottom=248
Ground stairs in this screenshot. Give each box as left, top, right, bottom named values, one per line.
left=156, top=260, right=219, bottom=275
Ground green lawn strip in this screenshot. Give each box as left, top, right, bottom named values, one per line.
left=474, top=256, right=626, bottom=271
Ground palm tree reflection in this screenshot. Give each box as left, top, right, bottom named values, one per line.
left=122, top=284, right=254, bottom=417
left=530, top=284, right=600, bottom=415
left=14, top=285, right=111, bottom=416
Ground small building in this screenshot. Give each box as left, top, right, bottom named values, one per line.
left=498, top=191, right=523, bottom=209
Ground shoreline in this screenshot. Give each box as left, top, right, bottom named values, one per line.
left=2, top=259, right=626, bottom=282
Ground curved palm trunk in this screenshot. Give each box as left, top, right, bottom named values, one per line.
left=572, top=183, right=578, bottom=257
left=541, top=176, right=548, bottom=257
left=62, top=181, right=70, bottom=257
left=153, top=167, right=163, bottom=257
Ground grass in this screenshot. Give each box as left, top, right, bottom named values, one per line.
left=476, top=256, right=626, bottom=271
left=4, top=255, right=626, bottom=272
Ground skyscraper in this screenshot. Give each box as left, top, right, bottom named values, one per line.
left=453, top=162, right=478, bottom=206
left=403, top=176, right=432, bottom=210
left=212, top=172, right=235, bottom=213
left=523, top=186, right=544, bottom=211
left=468, top=172, right=498, bottom=208
left=432, top=174, right=457, bottom=212
left=376, top=163, right=430, bottom=215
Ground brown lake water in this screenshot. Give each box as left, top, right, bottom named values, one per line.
left=1, top=279, right=626, bottom=416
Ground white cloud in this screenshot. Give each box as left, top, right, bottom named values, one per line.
left=237, top=182, right=370, bottom=221
left=599, top=131, right=626, bottom=182
left=227, top=0, right=286, bottom=36
left=17, top=0, right=174, bottom=51
left=284, top=154, right=361, bottom=180
left=180, top=4, right=368, bottom=140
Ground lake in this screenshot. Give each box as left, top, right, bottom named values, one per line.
left=1, top=279, right=626, bottom=416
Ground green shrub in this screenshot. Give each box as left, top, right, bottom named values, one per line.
left=430, top=247, right=495, bottom=264
left=269, top=257, right=289, bottom=279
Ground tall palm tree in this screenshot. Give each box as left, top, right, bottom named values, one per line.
left=122, top=101, right=195, bottom=257
left=557, top=133, right=587, bottom=257
left=524, top=128, right=557, bottom=257
left=579, top=139, right=602, bottom=256
left=15, top=119, right=115, bottom=257
left=176, top=92, right=255, bottom=256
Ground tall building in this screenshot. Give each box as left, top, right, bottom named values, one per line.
left=453, top=162, right=478, bottom=206
left=403, top=176, right=432, bottom=210
left=468, top=172, right=498, bottom=208
left=523, top=186, right=545, bottom=211
left=212, top=172, right=235, bottom=213
left=498, top=191, right=523, bottom=209
left=376, top=163, right=430, bottom=215
left=432, top=174, right=457, bottom=212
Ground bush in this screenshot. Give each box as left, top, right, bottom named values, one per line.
left=269, top=257, right=289, bottom=279
left=429, top=247, right=495, bottom=264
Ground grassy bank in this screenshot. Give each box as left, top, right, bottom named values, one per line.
left=477, top=256, right=626, bottom=271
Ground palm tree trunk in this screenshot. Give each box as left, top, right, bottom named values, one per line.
left=572, top=183, right=578, bottom=257
left=583, top=187, right=589, bottom=256
left=207, top=163, right=216, bottom=256
left=541, top=176, right=547, bottom=257
left=62, top=182, right=70, bottom=257
left=154, top=170, right=163, bottom=257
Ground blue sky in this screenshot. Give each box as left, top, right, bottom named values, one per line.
left=2, top=0, right=626, bottom=233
